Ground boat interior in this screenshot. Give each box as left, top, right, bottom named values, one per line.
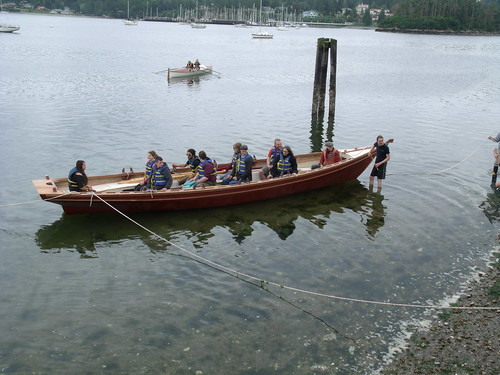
left=35, top=151, right=358, bottom=195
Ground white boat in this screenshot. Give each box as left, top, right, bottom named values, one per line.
left=191, top=23, right=206, bottom=29
left=252, top=0, right=273, bottom=39
left=252, top=31, right=273, bottom=39
left=167, top=64, right=213, bottom=80
left=123, top=1, right=138, bottom=25
left=0, top=24, right=19, bottom=32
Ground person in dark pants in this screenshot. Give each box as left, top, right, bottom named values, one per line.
left=369, top=135, right=391, bottom=189
left=488, top=133, right=500, bottom=183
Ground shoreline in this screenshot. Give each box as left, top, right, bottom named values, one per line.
left=376, top=28, right=500, bottom=36
left=381, top=251, right=499, bottom=374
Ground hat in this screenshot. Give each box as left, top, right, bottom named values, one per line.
left=240, top=144, right=248, bottom=150
left=325, top=141, right=334, bottom=147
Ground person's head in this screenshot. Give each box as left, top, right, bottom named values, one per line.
left=274, top=138, right=282, bottom=149
left=282, top=145, right=293, bottom=156
left=240, top=144, right=248, bottom=155
left=147, top=150, right=157, bottom=161
left=376, top=135, right=384, bottom=146
left=325, top=141, right=334, bottom=150
left=233, top=142, right=242, bottom=153
left=186, top=149, right=196, bottom=159
left=155, top=156, right=164, bottom=167
left=198, top=151, right=207, bottom=160
left=76, top=160, right=86, bottom=171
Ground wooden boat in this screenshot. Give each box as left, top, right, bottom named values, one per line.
left=0, top=24, right=20, bottom=32
left=167, top=64, right=212, bottom=81
left=33, top=147, right=376, bottom=215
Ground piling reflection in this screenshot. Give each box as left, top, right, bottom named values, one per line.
left=309, top=113, right=335, bottom=152
left=36, top=180, right=387, bottom=256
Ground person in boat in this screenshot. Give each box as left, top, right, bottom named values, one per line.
left=268, top=145, right=298, bottom=178
left=369, top=135, right=391, bottom=189
left=68, top=160, right=94, bottom=192
left=311, top=141, right=342, bottom=169
left=224, top=144, right=254, bottom=185
left=146, top=156, right=173, bottom=191
left=221, top=142, right=242, bottom=184
left=194, top=59, right=201, bottom=71
left=186, top=61, right=194, bottom=70
left=258, top=138, right=283, bottom=180
left=488, top=132, right=500, bottom=183
left=173, top=149, right=200, bottom=185
left=188, top=151, right=217, bottom=188
left=123, top=150, right=158, bottom=191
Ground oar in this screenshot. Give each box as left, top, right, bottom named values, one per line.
left=154, top=69, right=170, bottom=74
left=211, top=69, right=222, bottom=76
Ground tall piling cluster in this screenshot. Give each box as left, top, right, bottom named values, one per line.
left=311, top=38, right=337, bottom=125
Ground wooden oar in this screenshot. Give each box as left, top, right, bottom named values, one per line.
left=154, top=69, right=170, bottom=74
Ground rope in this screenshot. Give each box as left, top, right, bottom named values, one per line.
left=91, top=192, right=498, bottom=312
left=0, top=192, right=72, bottom=208
left=387, top=138, right=488, bottom=176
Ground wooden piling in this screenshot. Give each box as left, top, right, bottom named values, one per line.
left=328, top=39, right=337, bottom=124
left=311, top=38, right=337, bottom=128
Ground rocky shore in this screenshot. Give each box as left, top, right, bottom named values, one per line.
left=381, top=252, right=499, bottom=375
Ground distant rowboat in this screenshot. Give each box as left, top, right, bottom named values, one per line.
left=0, top=24, right=20, bottom=32
left=167, top=64, right=212, bottom=80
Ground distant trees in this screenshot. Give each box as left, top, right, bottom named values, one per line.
left=362, top=8, right=372, bottom=25
left=378, top=0, right=500, bottom=31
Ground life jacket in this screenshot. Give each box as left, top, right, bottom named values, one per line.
left=237, top=154, right=253, bottom=175
left=270, top=146, right=281, bottom=159
left=277, top=154, right=292, bottom=174
left=151, top=165, right=168, bottom=187
left=323, top=148, right=341, bottom=165
left=231, top=153, right=240, bottom=168
left=198, top=159, right=216, bottom=178
left=145, top=160, right=155, bottom=178
left=187, top=156, right=200, bottom=175
left=68, top=167, right=81, bottom=190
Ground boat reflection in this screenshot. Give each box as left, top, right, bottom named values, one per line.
left=36, top=180, right=387, bottom=256
left=479, top=184, right=500, bottom=224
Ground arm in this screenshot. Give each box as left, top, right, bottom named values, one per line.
left=162, top=167, right=173, bottom=189
left=290, top=156, right=298, bottom=174
left=375, top=153, right=390, bottom=168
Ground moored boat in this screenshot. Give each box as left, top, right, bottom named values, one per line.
left=252, top=31, right=273, bottom=39
left=32, top=147, right=375, bottom=215
left=167, top=64, right=212, bottom=80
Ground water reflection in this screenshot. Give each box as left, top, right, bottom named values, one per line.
left=36, top=180, right=387, bottom=256
left=167, top=74, right=214, bottom=86
left=479, top=184, right=500, bottom=224
left=310, top=112, right=335, bottom=152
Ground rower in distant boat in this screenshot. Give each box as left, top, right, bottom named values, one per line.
left=194, top=59, right=201, bottom=71
left=186, top=61, right=194, bottom=71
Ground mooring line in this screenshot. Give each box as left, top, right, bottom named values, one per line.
left=0, top=192, right=72, bottom=208
left=91, top=192, right=498, bottom=312
left=388, top=138, right=488, bottom=176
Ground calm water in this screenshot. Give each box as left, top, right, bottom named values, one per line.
left=1, top=13, right=499, bottom=375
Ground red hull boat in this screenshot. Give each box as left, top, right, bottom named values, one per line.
left=33, top=147, right=375, bottom=215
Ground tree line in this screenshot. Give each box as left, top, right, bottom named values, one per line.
left=378, top=0, right=500, bottom=31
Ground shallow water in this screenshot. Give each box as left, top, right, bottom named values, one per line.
left=0, top=13, right=499, bottom=374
